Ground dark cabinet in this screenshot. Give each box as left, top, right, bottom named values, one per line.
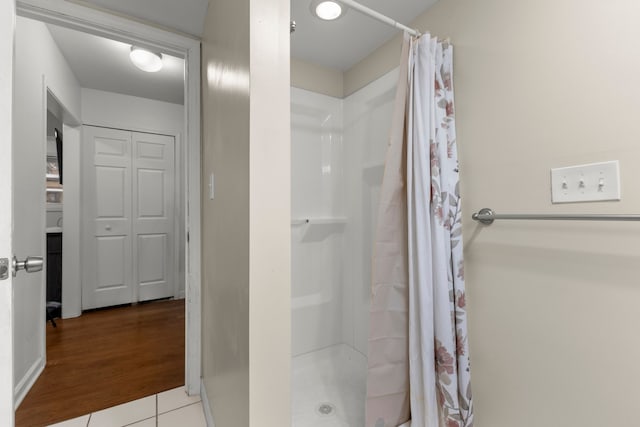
left=46, top=232, right=62, bottom=317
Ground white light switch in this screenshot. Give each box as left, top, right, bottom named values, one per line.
left=551, top=161, right=620, bottom=203
left=208, top=173, right=215, bottom=200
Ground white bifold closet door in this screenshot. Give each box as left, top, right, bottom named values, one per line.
left=82, top=125, right=175, bottom=310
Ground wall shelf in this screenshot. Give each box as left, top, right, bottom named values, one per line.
left=291, top=217, right=347, bottom=226
left=291, top=217, right=347, bottom=242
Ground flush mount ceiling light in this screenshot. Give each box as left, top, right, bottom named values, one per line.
left=129, top=46, right=163, bottom=72
left=310, top=0, right=345, bottom=21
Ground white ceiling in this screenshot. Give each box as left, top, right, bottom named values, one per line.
left=291, top=0, right=439, bottom=70
left=47, top=24, right=185, bottom=105
left=43, top=0, right=437, bottom=105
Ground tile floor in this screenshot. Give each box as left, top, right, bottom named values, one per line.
left=47, top=386, right=206, bottom=427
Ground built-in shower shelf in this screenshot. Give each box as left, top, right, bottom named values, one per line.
left=291, top=217, right=347, bottom=242
left=363, top=163, right=384, bottom=171
left=291, top=217, right=347, bottom=226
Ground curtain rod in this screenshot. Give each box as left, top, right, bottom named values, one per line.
left=339, top=0, right=421, bottom=37
left=471, top=208, right=640, bottom=225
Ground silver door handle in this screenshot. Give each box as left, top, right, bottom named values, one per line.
left=13, top=256, right=44, bottom=276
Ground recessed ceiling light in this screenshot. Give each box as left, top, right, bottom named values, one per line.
left=130, top=46, right=163, bottom=72
left=311, top=0, right=344, bottom=21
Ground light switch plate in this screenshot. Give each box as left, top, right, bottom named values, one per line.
left=551, top=160, right=620, bottom=203
left=208, top=173, right=215, bottom=200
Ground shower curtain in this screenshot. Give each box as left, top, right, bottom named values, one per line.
left=366, top=33, right=473, bottom=427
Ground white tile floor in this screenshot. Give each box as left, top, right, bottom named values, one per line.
left=47, top=386, right=206, bottom=427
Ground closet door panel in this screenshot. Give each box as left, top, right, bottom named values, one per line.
left=95, top=166, right=126, bottom=217
left=82, top=126, right=134, bottom=310
left=132, top=132, right=175, bottom=302
left=95, top=236, right=128, bottom=290
left=137, top=233, right=167, bottom=293
left=137, top=169, right=165, bottom=217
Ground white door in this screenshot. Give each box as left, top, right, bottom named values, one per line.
left=82, top=126, right=134, bottom=309
left=13, top=4, right=49, bottom=413
left=4, top=0, right=50, bottom=420
left=132, top=132, right=175, bottom=302
left=0, top=1, right=16, bottom=424
left=83, top=126, right=175, bottom=309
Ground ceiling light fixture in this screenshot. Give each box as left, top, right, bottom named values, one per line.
left=129, top=46, right=163, bottom=72
left=311, top=0, right=344, bottom=21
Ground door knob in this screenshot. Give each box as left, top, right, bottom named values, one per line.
left=13, top=256, right=44, bottom=277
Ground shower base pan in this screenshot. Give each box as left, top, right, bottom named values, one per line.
left=292, top=344, right=366, bottom=426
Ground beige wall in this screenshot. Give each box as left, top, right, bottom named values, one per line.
left=291, top=58, right=343, bottom=98
left=346, top=0, right=640, bottom=426
left=201, top=0, right=290, bottom=425
left=201, top=0, right=250, bottom=423
left=343, top=35, right=400, bottom=97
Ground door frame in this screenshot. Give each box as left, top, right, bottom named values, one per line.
left=0, top=1, right=15, bottom=425
left=16, top=0, right=202, bottom=395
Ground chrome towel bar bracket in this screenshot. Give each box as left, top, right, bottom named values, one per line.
left=471, top=208, right=640, bottom=225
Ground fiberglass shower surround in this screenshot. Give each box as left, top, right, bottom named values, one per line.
left=292, top=2, right=472, bottom=427
left=291, top=67, right=396, bottom=427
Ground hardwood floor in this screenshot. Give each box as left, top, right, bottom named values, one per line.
left=16, top=299, right=185, bottom=427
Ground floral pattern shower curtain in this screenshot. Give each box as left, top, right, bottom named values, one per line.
left=366, top=33, right=473, bottom=427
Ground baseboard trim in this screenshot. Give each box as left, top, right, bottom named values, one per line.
left=14, top=356, right=45, bottom=409
left=201, top=379, right=215, bottom=427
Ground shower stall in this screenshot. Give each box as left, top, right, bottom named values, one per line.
left=291, top=69, right=400, bottom=425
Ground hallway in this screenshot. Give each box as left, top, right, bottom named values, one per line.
left=16, top=299, right=185, bottom=427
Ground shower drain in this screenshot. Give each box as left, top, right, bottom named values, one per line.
left=316, top=403, right=336, bottom=416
